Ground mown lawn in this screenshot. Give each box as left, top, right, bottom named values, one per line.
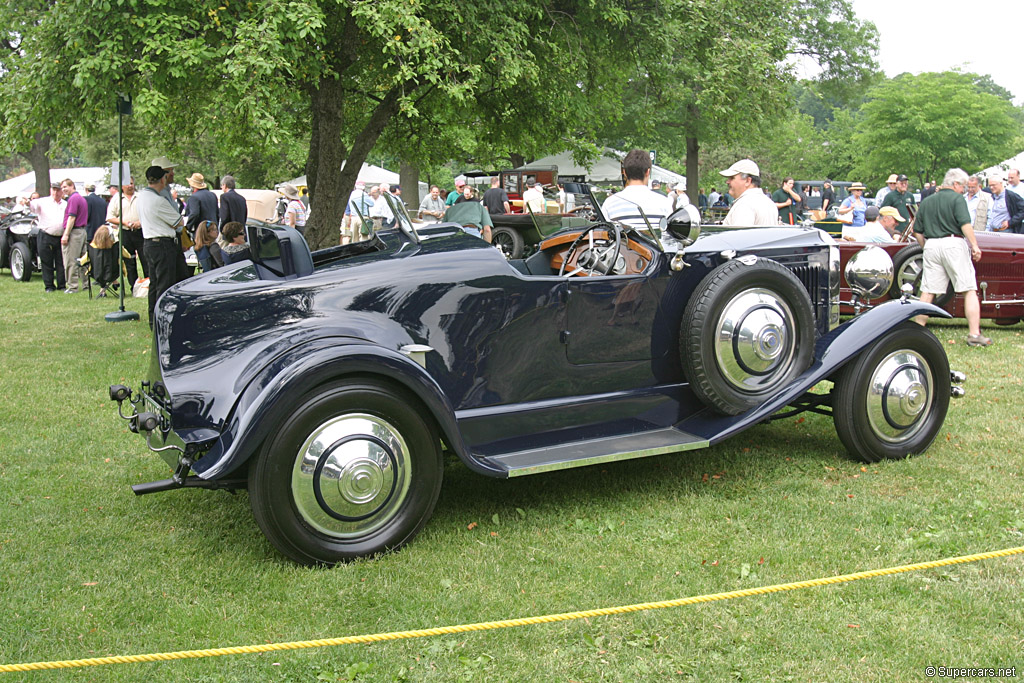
left=1, top=273, right=1022, bottom=682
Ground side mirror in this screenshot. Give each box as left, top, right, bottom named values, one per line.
left=662, top=205, right=702, bottom=245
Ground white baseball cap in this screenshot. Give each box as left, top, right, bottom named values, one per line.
left=719, top=159, right=760, bottom=177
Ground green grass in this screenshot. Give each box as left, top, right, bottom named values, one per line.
left=1, top=274, right=1022, bottom=682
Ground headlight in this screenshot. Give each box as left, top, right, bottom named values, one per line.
left=844, top=246, right=894, bottom=300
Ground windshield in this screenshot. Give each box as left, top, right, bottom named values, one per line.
left=384, top=192, right=420, bottom=244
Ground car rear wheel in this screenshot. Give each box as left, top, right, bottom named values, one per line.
left=248, top=379, right=442, bottom=565
left=888, top=245, right=953, bottom=307
left=832, top=322, right=950, bottom=463
left=492, top=226, right=524, bottom=259
left=681, top=258, right=816, bottom=415
left=11, top=241, right=31, bottom=282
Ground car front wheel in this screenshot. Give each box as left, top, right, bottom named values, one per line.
left=11, top=241, right=31, bottom=282
left=248, top=379, right=443, bottom=565
left=832, top=322, right=950, bottom=463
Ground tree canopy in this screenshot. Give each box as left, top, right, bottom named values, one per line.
left=852, top=71, right=1023, bottom=187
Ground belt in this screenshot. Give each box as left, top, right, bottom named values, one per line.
left=146, top=236, right=177, bottom=241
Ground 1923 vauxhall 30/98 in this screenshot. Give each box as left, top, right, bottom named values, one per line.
left=111, top=187, right=964, bottom=565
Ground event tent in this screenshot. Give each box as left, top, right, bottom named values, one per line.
left=0, top=167, right=108, bottom=199
left=516, top=150, right=686, bottom=187
left=290, top=162, right=428, bottom=199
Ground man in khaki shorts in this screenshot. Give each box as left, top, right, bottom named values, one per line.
left=913, top=167, right=991, bottom=347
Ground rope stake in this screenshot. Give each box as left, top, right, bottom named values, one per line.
left=3, top=545, right=1021, bottom=673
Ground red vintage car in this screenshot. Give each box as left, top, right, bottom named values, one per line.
left=838, top=231, right=1024, bottom=325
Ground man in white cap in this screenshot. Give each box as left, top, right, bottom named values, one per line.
left=719, top=159, right=778, bottom=226
left=876, top=174, right=898, bottom=205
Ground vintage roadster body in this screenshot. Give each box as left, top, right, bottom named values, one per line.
left=112, top=190, right=963, bottom=565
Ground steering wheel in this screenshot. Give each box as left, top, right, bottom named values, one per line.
left=557, top=222, right=624, bottom=277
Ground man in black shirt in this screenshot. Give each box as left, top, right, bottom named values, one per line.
left=481, top=176, right=510, bottom=215
left=821, top=179, right=836, bottom=213
left=219, top=175, right=247, bottom=229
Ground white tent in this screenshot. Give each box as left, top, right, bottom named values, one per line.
left=981, top=150, right=1024, bottom=180
left=0, top=167, right=108, bottom=199
left=290, top=162, right=429, bottom=201
left=517, top=150, right=686, bottom=187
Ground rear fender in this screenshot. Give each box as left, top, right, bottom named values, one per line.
left=190, top=340, right=486, bottom=480
left=681, top=299, right=951, bottom=442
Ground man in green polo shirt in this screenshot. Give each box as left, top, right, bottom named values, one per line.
left=913, top=167, right=991, bottom=347
left=879, top=173, right=915, bottom=223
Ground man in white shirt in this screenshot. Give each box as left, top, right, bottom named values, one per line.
left=842, top=205, right=896, bottom=242
left=875, top=174, right=897, bottom=205
left=600, top=149, right=674, bottom=233
left=370, top=183, right=395, bottom=229
left=29, top=183, right=68, bottom=292
left=139, top=165, right=185, bottom=326
left=1007, top=168, right=1023, bottom=196
left=521, top=179, right=545, bottom=214
left=719, top=159, right=779, bottom=226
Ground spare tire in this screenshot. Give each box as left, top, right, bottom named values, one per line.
left=681, top=257, right=816, bottom=415
left=889, top=245, right=953, bottom=307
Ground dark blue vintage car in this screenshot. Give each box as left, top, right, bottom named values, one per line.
left=111, top=189, right=963, bottom=565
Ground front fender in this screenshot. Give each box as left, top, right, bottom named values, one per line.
left=190, top=339, right=483, bottom=480
left=681, top=299, right=951, bottom=442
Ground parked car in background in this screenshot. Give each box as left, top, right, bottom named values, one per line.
left=837, top=231, right=1024, bottom=325
left=0, top=208, right=40, bottom=282
left=111, top=188, right=962, bottom=565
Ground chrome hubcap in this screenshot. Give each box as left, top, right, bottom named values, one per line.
left=714, top=288, right=796, bottom=392
left=866, top=350, right=933, bottom=443
left=292, top=414, right=411, bottom=539
left=11, top=249, right=24, bottom=279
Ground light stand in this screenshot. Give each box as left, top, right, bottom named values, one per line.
left=106, top=92, right=140, bottom=323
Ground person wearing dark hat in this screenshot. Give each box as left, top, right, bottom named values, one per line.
left=151, top=155, right=179, bottom=211
left=837, top=182, right=867, bottom=226
left=219, top=174, right=247, bottom=229
left=185, top=173, right=219, bottom=271
left=879, top=174, right=915, bottom=224
left=139, top=165, right=186, bottom=326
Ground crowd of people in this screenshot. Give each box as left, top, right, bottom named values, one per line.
left=11, top=156, right=262, bottom=327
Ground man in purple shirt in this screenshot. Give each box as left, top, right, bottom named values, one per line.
left=60, top=179, right=89, bottom=293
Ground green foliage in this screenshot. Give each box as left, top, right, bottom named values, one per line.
left=853, top=71, right=1023, bottom=187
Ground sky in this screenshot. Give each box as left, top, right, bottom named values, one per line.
left=850, top=0, right=1024, bottom=105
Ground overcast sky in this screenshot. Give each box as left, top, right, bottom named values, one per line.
left=850, top=0, right=1024, bottom=104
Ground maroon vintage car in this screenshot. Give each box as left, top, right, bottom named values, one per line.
left=838, top=231, right=1024, bottom=325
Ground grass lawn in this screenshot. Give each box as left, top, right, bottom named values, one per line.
left=1, top=273, right=1022, bottom=682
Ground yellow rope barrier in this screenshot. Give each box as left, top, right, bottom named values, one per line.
left=2, top=545, right=1021, bottom=673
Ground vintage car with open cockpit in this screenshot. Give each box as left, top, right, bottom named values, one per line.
left=111, top=187, right=965, bottom=565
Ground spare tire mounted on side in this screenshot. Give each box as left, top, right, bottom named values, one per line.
left=681, top=257, right=816, bottom=415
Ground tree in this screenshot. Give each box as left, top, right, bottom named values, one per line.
left=853, top=71, right=1023, bottom=188
left=600, top=0, right=878, bottom=203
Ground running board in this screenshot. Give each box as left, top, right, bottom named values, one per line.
left=480, top=428, right=709, bottom=477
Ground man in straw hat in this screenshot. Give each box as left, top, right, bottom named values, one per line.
left=719, top=158, right=778, bottom=226
left=185, top=173, right=219, bottom=272
left=875, top=174, right=898, bottom=205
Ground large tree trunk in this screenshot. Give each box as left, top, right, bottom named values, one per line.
left=399, top=161, right=419, bottom=211
left=22, top=132, right=52, bottom=196
left=685, top=134, right=699, bottom=206
left=304, top=80, right=407, bottom=249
